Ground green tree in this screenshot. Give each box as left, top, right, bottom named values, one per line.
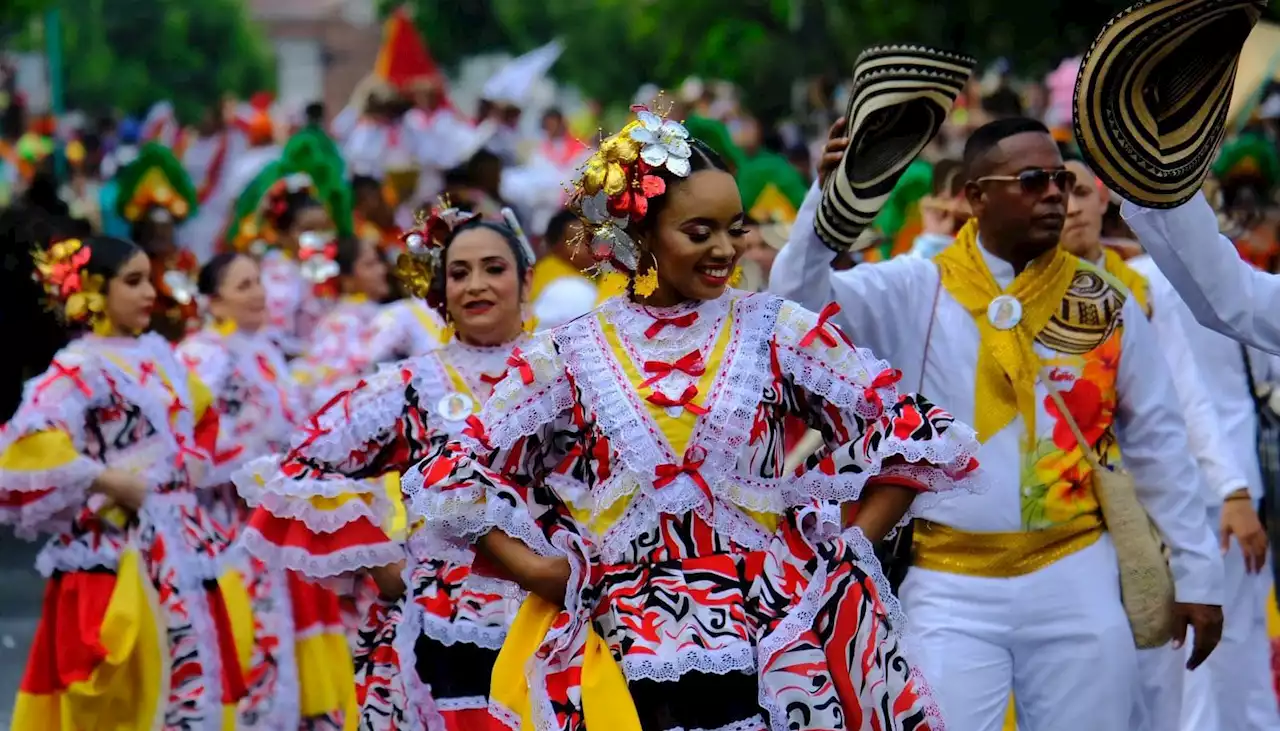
left=396, top=0, right=1280, bottom=114
left=49, top=0, right=273, bottom=121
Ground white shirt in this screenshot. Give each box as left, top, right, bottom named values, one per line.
left=1125, top=192, right=1280, bottom=355
left=768, top=183, right=1223, bottom=605
left=533, top=277, right=598, bottom=330
left=1126, top=254, right=1251, bottom=503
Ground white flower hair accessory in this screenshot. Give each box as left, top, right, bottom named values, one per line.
left=567, top=102, right=691, bottom=288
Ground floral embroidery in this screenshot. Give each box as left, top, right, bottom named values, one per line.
left=1019, top=331, right=1122, bottom=529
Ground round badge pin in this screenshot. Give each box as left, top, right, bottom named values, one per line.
left=987, top=295, right=1023, bottom=330
left=436, top=393, right=475, bottom=422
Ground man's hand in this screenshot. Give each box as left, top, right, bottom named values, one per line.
left=1221, top=491, right=1268, bottom=574
left=1173, top=602, right=1224, bottom=670
left=817, top=117, right=850, bottom=189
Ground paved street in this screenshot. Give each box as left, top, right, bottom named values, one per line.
left=0, top=534, right=42, bottom=727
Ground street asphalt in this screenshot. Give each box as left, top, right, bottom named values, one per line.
left=0, top=533, right=42, bottom=727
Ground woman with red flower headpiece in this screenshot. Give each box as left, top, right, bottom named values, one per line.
left=2, top=235, right=257, bottom=730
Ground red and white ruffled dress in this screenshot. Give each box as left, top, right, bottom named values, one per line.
left=179, top=322, right=355, bottom=730
left=0, top=333, right=251, bottom=731
left=261, top=249, right=331, bottom=359
left=235, top=336, right=531, bottom=730
left=402, top=291, right=984, bottom=731
left=365, top=298, right=450, bottom=366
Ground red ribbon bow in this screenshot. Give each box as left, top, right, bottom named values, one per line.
left=506, top=349, right=535, bottom=385
left=479, top=372, right=504, bottom=386
left=862, top=368, right=903, bottom=414
left=654, top=448, right=713, bottom=507
left=35, top=361, right=92, bottom=402
left=644, top=311, right=699, bottom=340
left=799, top=302, right=851, bottom=349
left=138, top=361, right=158, bottom=386
left=173, top=433, right=207, bottom=469
left=463, top=415, right=490, bottom=448
left=646, top=384, right=707, bottom=415
left=297, top=380, right=366, bottom=450
left=639, top=350, right=705, bottom=389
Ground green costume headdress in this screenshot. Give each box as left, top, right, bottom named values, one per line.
left=114, top=142, right=199, bottom=224
left=872, top=159, right=934, bottom=242
left=683, top=114, right=808, bottom=224
left=223, top=128, right=354, bottom=252
left=278, top=128, right=353, bottom=237
left=1212, top=132, right=1280, bottom=195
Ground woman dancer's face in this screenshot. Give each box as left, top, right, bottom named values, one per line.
left=105, top=251, right=156, bottom=335
left=444, top=227, right=528, bottom=346
left=641, top=169, right=748, bottom=306
left=344, top=238, right=391, bottom=301
left=209, top=255, right=268, bottom=332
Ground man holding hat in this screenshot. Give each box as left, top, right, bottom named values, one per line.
left=772, top=114, right=1223, bottom=730
left=1073, top=4, right=1280, bottom=729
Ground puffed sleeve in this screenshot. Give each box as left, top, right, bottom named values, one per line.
left=0, top=351, right=108, bottom=537
left=401, top=336, right=581, bottom=558
left=233, top=359, right=442, bottom=577
left=770, top=299, right=982, bottom=521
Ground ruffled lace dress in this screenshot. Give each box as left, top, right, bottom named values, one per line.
left=403, top=291, right=984, bottom=731
left=0, top=333, right=253, bottom=731
left=178, top=323, right=355, bottom=730
left=235, top=335, right=531, bottom=730
left=261, top=249, right=331, bottom=359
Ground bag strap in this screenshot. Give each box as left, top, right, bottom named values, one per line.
left=1038, top=369, right=1106, bottom=473
left=1241, top=343, right=1268, bottom=413
left=918, top=276, right=943, bottom=393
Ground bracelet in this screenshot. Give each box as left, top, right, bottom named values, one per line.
left=1225, top=492, right=1252, bottom=502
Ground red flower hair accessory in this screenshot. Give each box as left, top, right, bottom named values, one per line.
left=568, top=103, right=691, bottom=282
left=31, top=238, right=107, bottom=328
left=393, top=199, right=479, bottom=300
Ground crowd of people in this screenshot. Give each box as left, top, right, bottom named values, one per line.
left=3, top=1, right=1280, bottom=730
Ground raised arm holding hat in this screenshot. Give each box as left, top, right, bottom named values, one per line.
left=773, top=103, right=1223, bottom=729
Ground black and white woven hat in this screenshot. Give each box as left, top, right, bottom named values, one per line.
left=815, top=45, right=975, bottom=253
left=1073, top=0, right=1268, bottom=209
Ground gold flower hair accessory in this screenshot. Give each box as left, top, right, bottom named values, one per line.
left=394, top=200, right=479, bottom=300
left=31, top=238, right=107, bottom=328
left=568, top=103, right=692, bottom=284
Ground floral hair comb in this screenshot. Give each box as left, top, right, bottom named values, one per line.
left=568, top=102, right=692, bottom=294
left=394, top=199, right=479, bottom=301
left=31, top=238, right=107, bottom=329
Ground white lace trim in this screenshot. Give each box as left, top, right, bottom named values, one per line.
left=266, top=565, right=303, bottom=731
left=477, top=333, right=577, bottom=452
left=0, top=458, right=104, bottom=539
left=236, top=524, right=405, bottom=578
left=35, top=534, right=122, bottom=575
left=434, top=696, right=489, bottom=712
left=232, top=456, right=390, bottom=531
left=619, top=641, right=757, bottom=684
left=419, top=614, right=509, bottom=651
left=670, top=719, right=768, bottom=731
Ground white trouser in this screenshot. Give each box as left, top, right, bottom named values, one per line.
left=1132, top=644, right=1183, bottom=731
left=900, top=535, right=1136, bottom=731
left=1182, top=534, right=1280, bottom=730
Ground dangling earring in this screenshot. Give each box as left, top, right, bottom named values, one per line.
left=91, top=314, right=115, bottom=337
left=633, top=251, right=659, bottom=298
left=728, top=265, right=744, bottom=288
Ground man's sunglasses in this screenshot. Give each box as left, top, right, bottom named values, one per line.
left=973, top=169, right=1076, bottom=195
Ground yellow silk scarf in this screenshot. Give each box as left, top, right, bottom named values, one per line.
left=491, top=594, right=641, bottom=731
left=934, top=219, right=1078, bottom=442
left=1102, top=248, right=1150, bottom=317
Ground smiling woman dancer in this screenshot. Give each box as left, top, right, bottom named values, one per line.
left=234, top=206, right=540, bottom=730
left=177, top=251, right=356, bottom=730
left=399, top=106, right=983, bottom=731
left=1, top=235, right=253, bottom=730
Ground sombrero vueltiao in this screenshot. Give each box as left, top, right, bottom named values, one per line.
left=1073, top=0, right=1268, bottom=208
left=815, top=45, right=975, bottom=252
